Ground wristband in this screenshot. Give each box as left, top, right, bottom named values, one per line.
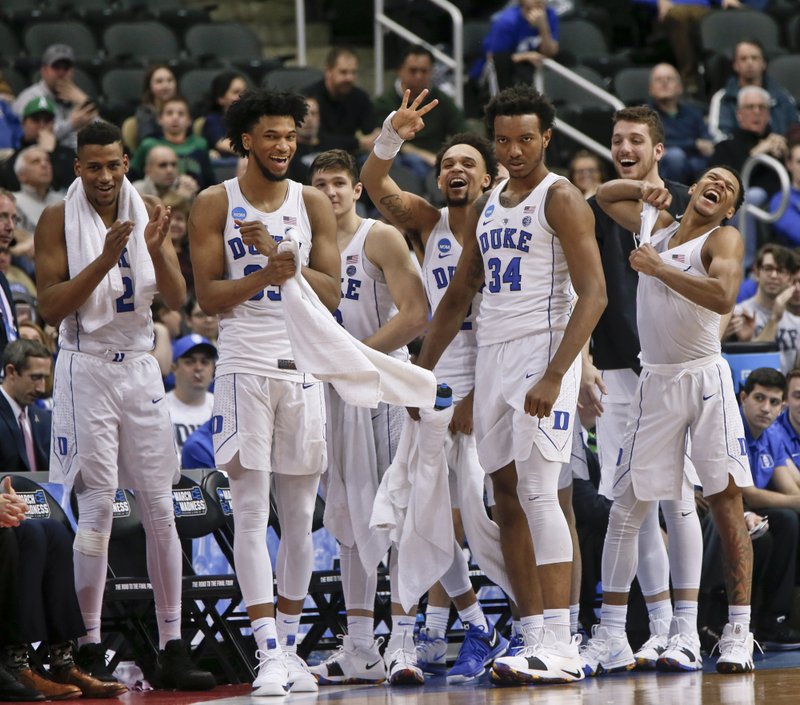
left=373, top=111, right=405, bottom=161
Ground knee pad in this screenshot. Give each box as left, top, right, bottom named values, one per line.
left=74, top=527, right=111, bottom=557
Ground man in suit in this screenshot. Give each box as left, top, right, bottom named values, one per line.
left=0, top=339, right=51, bottom=472
left=0, top=190, right=19, bottom=358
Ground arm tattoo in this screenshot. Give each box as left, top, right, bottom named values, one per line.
left=467, top=251, right=485, bottom=288
left=380, top=194, right=415, bottom=227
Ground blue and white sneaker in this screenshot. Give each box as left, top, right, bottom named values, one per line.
left=416, top=627, right=448, bottom=675
left=506, top=633, right=525, bottom=657
left=447, top=623, right=508, bottom=683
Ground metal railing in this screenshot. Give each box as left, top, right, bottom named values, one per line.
left=295, top=0, right=307, bottom=66
left=374, top=0, right=464, bottom=108
left=741, top=153, right=790, bottom=223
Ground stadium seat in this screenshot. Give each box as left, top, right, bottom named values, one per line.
left=613, top=66, right=653, bottom=106
left=102, top=21, right=183, bottom=68
left=262, top=67, right=324, bottom=92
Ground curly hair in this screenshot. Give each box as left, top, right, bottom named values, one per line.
left=435, top=132, right=498, bottom=186
left=225, top=89, right=308, bottom=158
left=484, top=85, right=555, bottom=138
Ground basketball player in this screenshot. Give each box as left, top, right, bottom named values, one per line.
left=592, top=168, right=755, bottom=673
left=362, top=125, right=513, bottom=680
left=35, top=121, right=215, bottom=690
left=189, top=90, right=341, bottom=696
left=410, top=85, right=607, bottom=683
left=306, top=149, right=429, bottom=685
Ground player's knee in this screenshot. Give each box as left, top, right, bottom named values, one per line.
left=74, top=527, right=111, bottom=557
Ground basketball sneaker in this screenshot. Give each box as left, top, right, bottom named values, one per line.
left=658, top=618, right=703, bottom=672
left=492, top=630, right=585, bottom=684
left=416, top=627, right=448, bottom=675
left=253, top=647, right=289, bottom=697
left=447, top=623, right=508, bottom=683
left=634, top=619, right=670, bottom=670
left=384, top=631, right=424, bottom=686
left=715, top=623, right=756, bottom=674
left=309, top=636, right=386, bottom=685
left=283, top=651, right=317, bottom=692
left=506, top=633, right=525, bottom=657
left=579, top=625, right=635, bottom=677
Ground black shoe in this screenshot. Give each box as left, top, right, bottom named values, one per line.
left=154, top=640, right=215, bottom=691
left=0, top=663, right=45, bottom=702
left=756, top=616, right=800, bottom=651
left=74, top=643, right=120, bottom=683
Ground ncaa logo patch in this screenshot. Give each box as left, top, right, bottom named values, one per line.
left=438, top=238, right=452, bottom=255
left=231, top=206, right=247, bottom=224
left=346, top=265, right=357, bottom=276
left=484, top=204, right=495, bottom=218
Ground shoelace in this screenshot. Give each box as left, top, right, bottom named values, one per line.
left=255, top=649, right=283, bottom=671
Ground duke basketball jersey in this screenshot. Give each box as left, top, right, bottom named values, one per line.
left=638, top=222, right=721, bottom=365
left=337, top=218, right=408, bottom=361
left=422, top=208, right=479, bottom=399
left=216, top=177, right=312, bottom=378
left=475, top=173, right=574, bottom=347
left=59, top=245, right=154, bottom=356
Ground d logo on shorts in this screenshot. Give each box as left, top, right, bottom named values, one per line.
left=552, top=410, right=570, bottom=432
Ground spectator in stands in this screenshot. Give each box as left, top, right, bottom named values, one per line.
left=0, top=340, right=51, bottom=472
left=167, top=334, right=215, bottom=457
left=777, top=368, right=800, bottom=466
left=709, top=39, right=798, bottom=143
left=728, top=243, right=800, bottom=373
left=0, top=190, right=18, bottom=357
left=0, top=97, right=75, bottom=193
left=770, top=141, right=800, bottom=248
left=12, top=147, right=64, bottom=234
left=567, top=150, right=604, bottom=199
left=647, top=62, right=713, bottom=183
left=303, top=47, right=378, bottom=157
left=374, top=45, right=468, bottom=181
left=181, top=418, right=214, bottom=470
left=468, top=0, right=559, bottom=89
left=201, top=71, right=248, bottom=157
left=12, top=44, right=98, bottom=151
left=132, top=145, right=199, bottom=201
left=0, top=244, right=35, bottom=301
left=288, top=97, right=322, bottom=185
left=130, top=96, right=216, bottom=189
left=161, top=191, right=194, bottom=294
left=184, top=295, right=218, bottom=343
left=710, top=85, right=788, bottom=271
left=135, top=64, right=178, bottom=146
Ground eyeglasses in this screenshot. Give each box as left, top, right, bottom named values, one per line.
left=157, top=162, right=177, bottom=168
left=759, top=264, right=788, bottom=275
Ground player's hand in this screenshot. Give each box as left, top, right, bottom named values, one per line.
left=726, top=310, right=756, bottom=341
left=407, top=406, right=420, bottom=421
left=629, top=244, right=663, bottom=276
left=263, top=250, right=296, bottom=286
left=578, top=362, right=606, bottom=417
left=236, top=220, right=278, bottom=257
left=524, top=369, right=561, bottom=418
left=449, top=392, right=474, bottom=435
left=640, top=183, right=672, bottom=210
left=144, top=204, right=172, bottom=253
left=100, top=220, right=133, bottom=269
left=390, top=89, right=439, bottom=141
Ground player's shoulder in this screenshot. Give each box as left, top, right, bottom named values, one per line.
left=192, top=183, right=228, bottom=210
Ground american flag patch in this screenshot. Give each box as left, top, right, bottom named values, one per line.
left=283, top=216, right=297, bottom=226
left=524, top=205, right=537, bottom=214
left=672, top=254, right=686, bottom=263
left=346, top=254, right=359, bottom=264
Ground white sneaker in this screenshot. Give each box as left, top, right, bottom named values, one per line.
left=634, top=619, right=670, bottom=670
left=715, top=623, right=756, bottom=674
left=283, top=651, right=318, bottom=692
left=309, top=636, right=386, bottom=685
left=658, top=618, right=702, bottom=672
left=253, top=648, right=289, bottom=697
left=492, top=630, right=585, bottom=684
left=416, top=627, right=447, bottom=675
left=384, top=631, right=424, bottom=686
left=579, top=625, right=635, bottom=677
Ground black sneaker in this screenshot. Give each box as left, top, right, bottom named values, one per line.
left=74, top=644, right=121, bottom=683
left=756, top=616, right=800, bottom=651
left=154, top=640, right=216, bottom=691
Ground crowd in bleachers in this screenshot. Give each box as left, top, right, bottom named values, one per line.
left=7, top=0, right=800, bottom=697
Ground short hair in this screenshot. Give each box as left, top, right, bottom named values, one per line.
left=0, top=188, right=14, bottom=202
left=434, top=132, right=498, bottom=185
left=484, top=85, right=555, bottom=138
left=697, top=165, right=746, bottom=212
left=612, top=106, right=665, bottom=146
left=325, top=47, right=358, bottom=69
left=158, top=95, right=191, bottom=117
left=568, top=149, right=604, bottom=182
left=756, top=243, right=795, bottom=272
left=309, top=149, right=359, bottom=185
left=398, top=44, right=434, bottom=69
left=160, top=191, right=191, bottom=218
left=737, top=85, right=770, bottom=108
left=735, top=38, right=765, bottom=60
left=225, top=89, right=308, bottom=158
left=742, top=366, right=786, bottom=397
left=2, top=339, right=51, bottom=374
left=13, top=146, right=47, bottom=178
left=77, top=121, right=122, bottom=151
left=786, top=368, right=800, bottom=389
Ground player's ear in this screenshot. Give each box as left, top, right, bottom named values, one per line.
left=353, top=182, right=363, bottom=201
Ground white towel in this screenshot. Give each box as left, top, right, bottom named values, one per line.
left=64, top=177, right=156, bottom=333
left=638, top=202, right=659, bottom=247
left=277, top=240, right=436, bottom=410
left=369, top=407, right=455, bottom=612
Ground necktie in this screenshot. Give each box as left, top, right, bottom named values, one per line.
left=18, top=409, right=37, bottom=472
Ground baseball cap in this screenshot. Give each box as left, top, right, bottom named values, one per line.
left=22, top=96, right=56, bottom=120
left=42, top=44, right=75, bottom=67
left=172, top=334, right=217, bottom=363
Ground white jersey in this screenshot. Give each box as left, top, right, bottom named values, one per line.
left=166, top=390, right=214, bottom=454
left=216, top=178, right=312, bottom=379
left=637, top=222, right=721, bottom=365
left=336, top=218, right=408, bottom=361
left=422, top=208, right=479, bottom=399
left=475, top=173, right=574, bottom=346
left=59, top=244, right=154, bottom=357
left=735, top=295, right=800, bottom=374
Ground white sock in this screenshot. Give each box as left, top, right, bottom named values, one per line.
left=252, top=617, right=279, bottom=653
left=457, top=602, right=488, bottom=632
left=520, top=614, right=543, bottom=646
left=673, top=600, right=699, bottom=634
left=728, top=605, right=751, bottom=632
left=646, top=598, right=673, bottom=629
left=543, top=609, right=571, bottom=643
left=276, top=610, right=301, bottom=652
left=387, top=615, right=416, bottom=654
left=156, top=607, right=182, bottom=649
left=569, top=604, right=580, bottom=635
left=425, top=606, right=450, bottom=637
left=347, top=615, right=375, bottom=649
left=600, top=603, right=628, bottom=636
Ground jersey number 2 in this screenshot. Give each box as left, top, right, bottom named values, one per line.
left=115, top=276, right=134, bottom=312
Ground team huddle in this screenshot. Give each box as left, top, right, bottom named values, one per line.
left=38, top=82, right=755, bottom=695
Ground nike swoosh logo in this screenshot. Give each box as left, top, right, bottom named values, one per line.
left=681, top=511, right=693, bottom=517
left=165, top=617, right=180, bottom=623
left=525, top=372, right=536, bottom=379
left=366, top=660, right=382, bottom=670
left=254, top=624, right=267, bottom=632
left=561, top=669, right=582, bottom=679
left=527, top=496, right=540, bottom=501
left=302, top=382, right=314, bottom=389
left=702, top=394, right=716, bottom=400
left=682, top=265, right=692, bottom=272
left=152, top=397, right=164, bottom=404
left=438, top=252, right=451, bottom=259
left=482, top=219, right=492, bottom=226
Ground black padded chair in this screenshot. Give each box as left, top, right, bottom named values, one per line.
left=2, top=474, right=72, bottom=532
left=184, top=22, right=282, bottom=81
left=102, top=21, right=183, bottom=68
left=613, top=66, right=653, bottom=106
left=262, top=67, right=324, bottom=93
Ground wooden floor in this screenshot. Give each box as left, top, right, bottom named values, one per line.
left=104, top=658, right=800, bottom=705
